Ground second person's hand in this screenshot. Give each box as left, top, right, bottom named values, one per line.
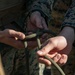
left=0, top=29, right=25, bottom=49
left=26, top=11, right=49, bottom=48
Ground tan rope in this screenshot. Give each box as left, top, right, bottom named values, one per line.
left=0, top=54, right=5, bottom=75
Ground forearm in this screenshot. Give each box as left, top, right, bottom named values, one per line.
left=62, top=1, right=75, bottom=29
left=60, top=1, right=75, bottom=45
left=28, top=0, right=54, bottom=14
left=59, top=27, right=74, bottom=45
left=25, top=0, right=55, bottom=25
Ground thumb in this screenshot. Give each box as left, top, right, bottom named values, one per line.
left=41, top=17, right=48, bottom=30
left=35, top=16, right=43, bottom=29
left=9, top=30, right=25, bottom=40
left=37, top=40, right=55, bottom=56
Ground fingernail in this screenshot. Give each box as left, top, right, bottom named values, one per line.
left=37, top=51, right=43, bottom=55
left=22, top=34, right=25, bottom=39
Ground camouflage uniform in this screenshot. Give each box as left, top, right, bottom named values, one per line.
left=62, top=0, right=75, bottom=28
left=0, top=0, right=53, bottom=75
left=0, top=0, right=75, bottom=75
left=59, top=0, right=75, bottom=75
left=49, top=0, right=75, bottom=75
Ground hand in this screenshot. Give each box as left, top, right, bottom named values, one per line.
left=27, top=11, right=48, bottom=48
left=37, top=36, right=72, bottom=66
left=27, top=11, right=48, bottom=31
left=0, top=29, right=25, bottom=49
left=37, top=27, right=74, bottom=66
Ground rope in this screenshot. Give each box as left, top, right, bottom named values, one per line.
left=24, top=41, right=30, bottom=75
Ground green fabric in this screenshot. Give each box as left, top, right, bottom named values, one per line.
left=0, top=0, right=23, bottom=11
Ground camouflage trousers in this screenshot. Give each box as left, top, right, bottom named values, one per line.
left=0, top=44, right=52, bottom=75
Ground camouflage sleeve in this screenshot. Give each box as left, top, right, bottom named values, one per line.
left=25, top=0, right=54, bottom=25
left=62, top=0, right=75, bottom=29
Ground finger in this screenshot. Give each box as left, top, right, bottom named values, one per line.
left=41, top=18, right=49, bottom=39
left=38, top=57, right=51, bottom=66
left=35, top=16, right=43, bottom=28
left=4, top=37, right=24, bottom=49
left=46, top=52, right=57, bottom=58
left=27, top=17, right=37, bottom=31
left=41, top=17, right=48, bottom=30
left=37, top=40, right=55, bottom=56
left=37, top=52, right=57, bottom=66
left=58, top=54, right=68, bottom=65
left=53, top=53, right=61, bottom=63
left=9, top=30, right=25, bottom=40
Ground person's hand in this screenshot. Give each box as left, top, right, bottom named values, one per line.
left=37, top=36, right=71, bottom=66
left=27, top=11, right=48, bottom=48
left=27, top=11, right=48, bottom=31
left=0, top=29, right=25, bottom=49
left=37, top=27, right=74, bottom=66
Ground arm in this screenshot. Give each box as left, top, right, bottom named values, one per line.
left=37, top=27, right=74, bottom=66
left=59, top=27, right=74, bottom=46
left=61, top=0, right=75, bottom=29
left=37, top=1, right=75, bottom=66
left=24, top=0, right=55, bottom=48
left=25, top=0, right=55, bottom=25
